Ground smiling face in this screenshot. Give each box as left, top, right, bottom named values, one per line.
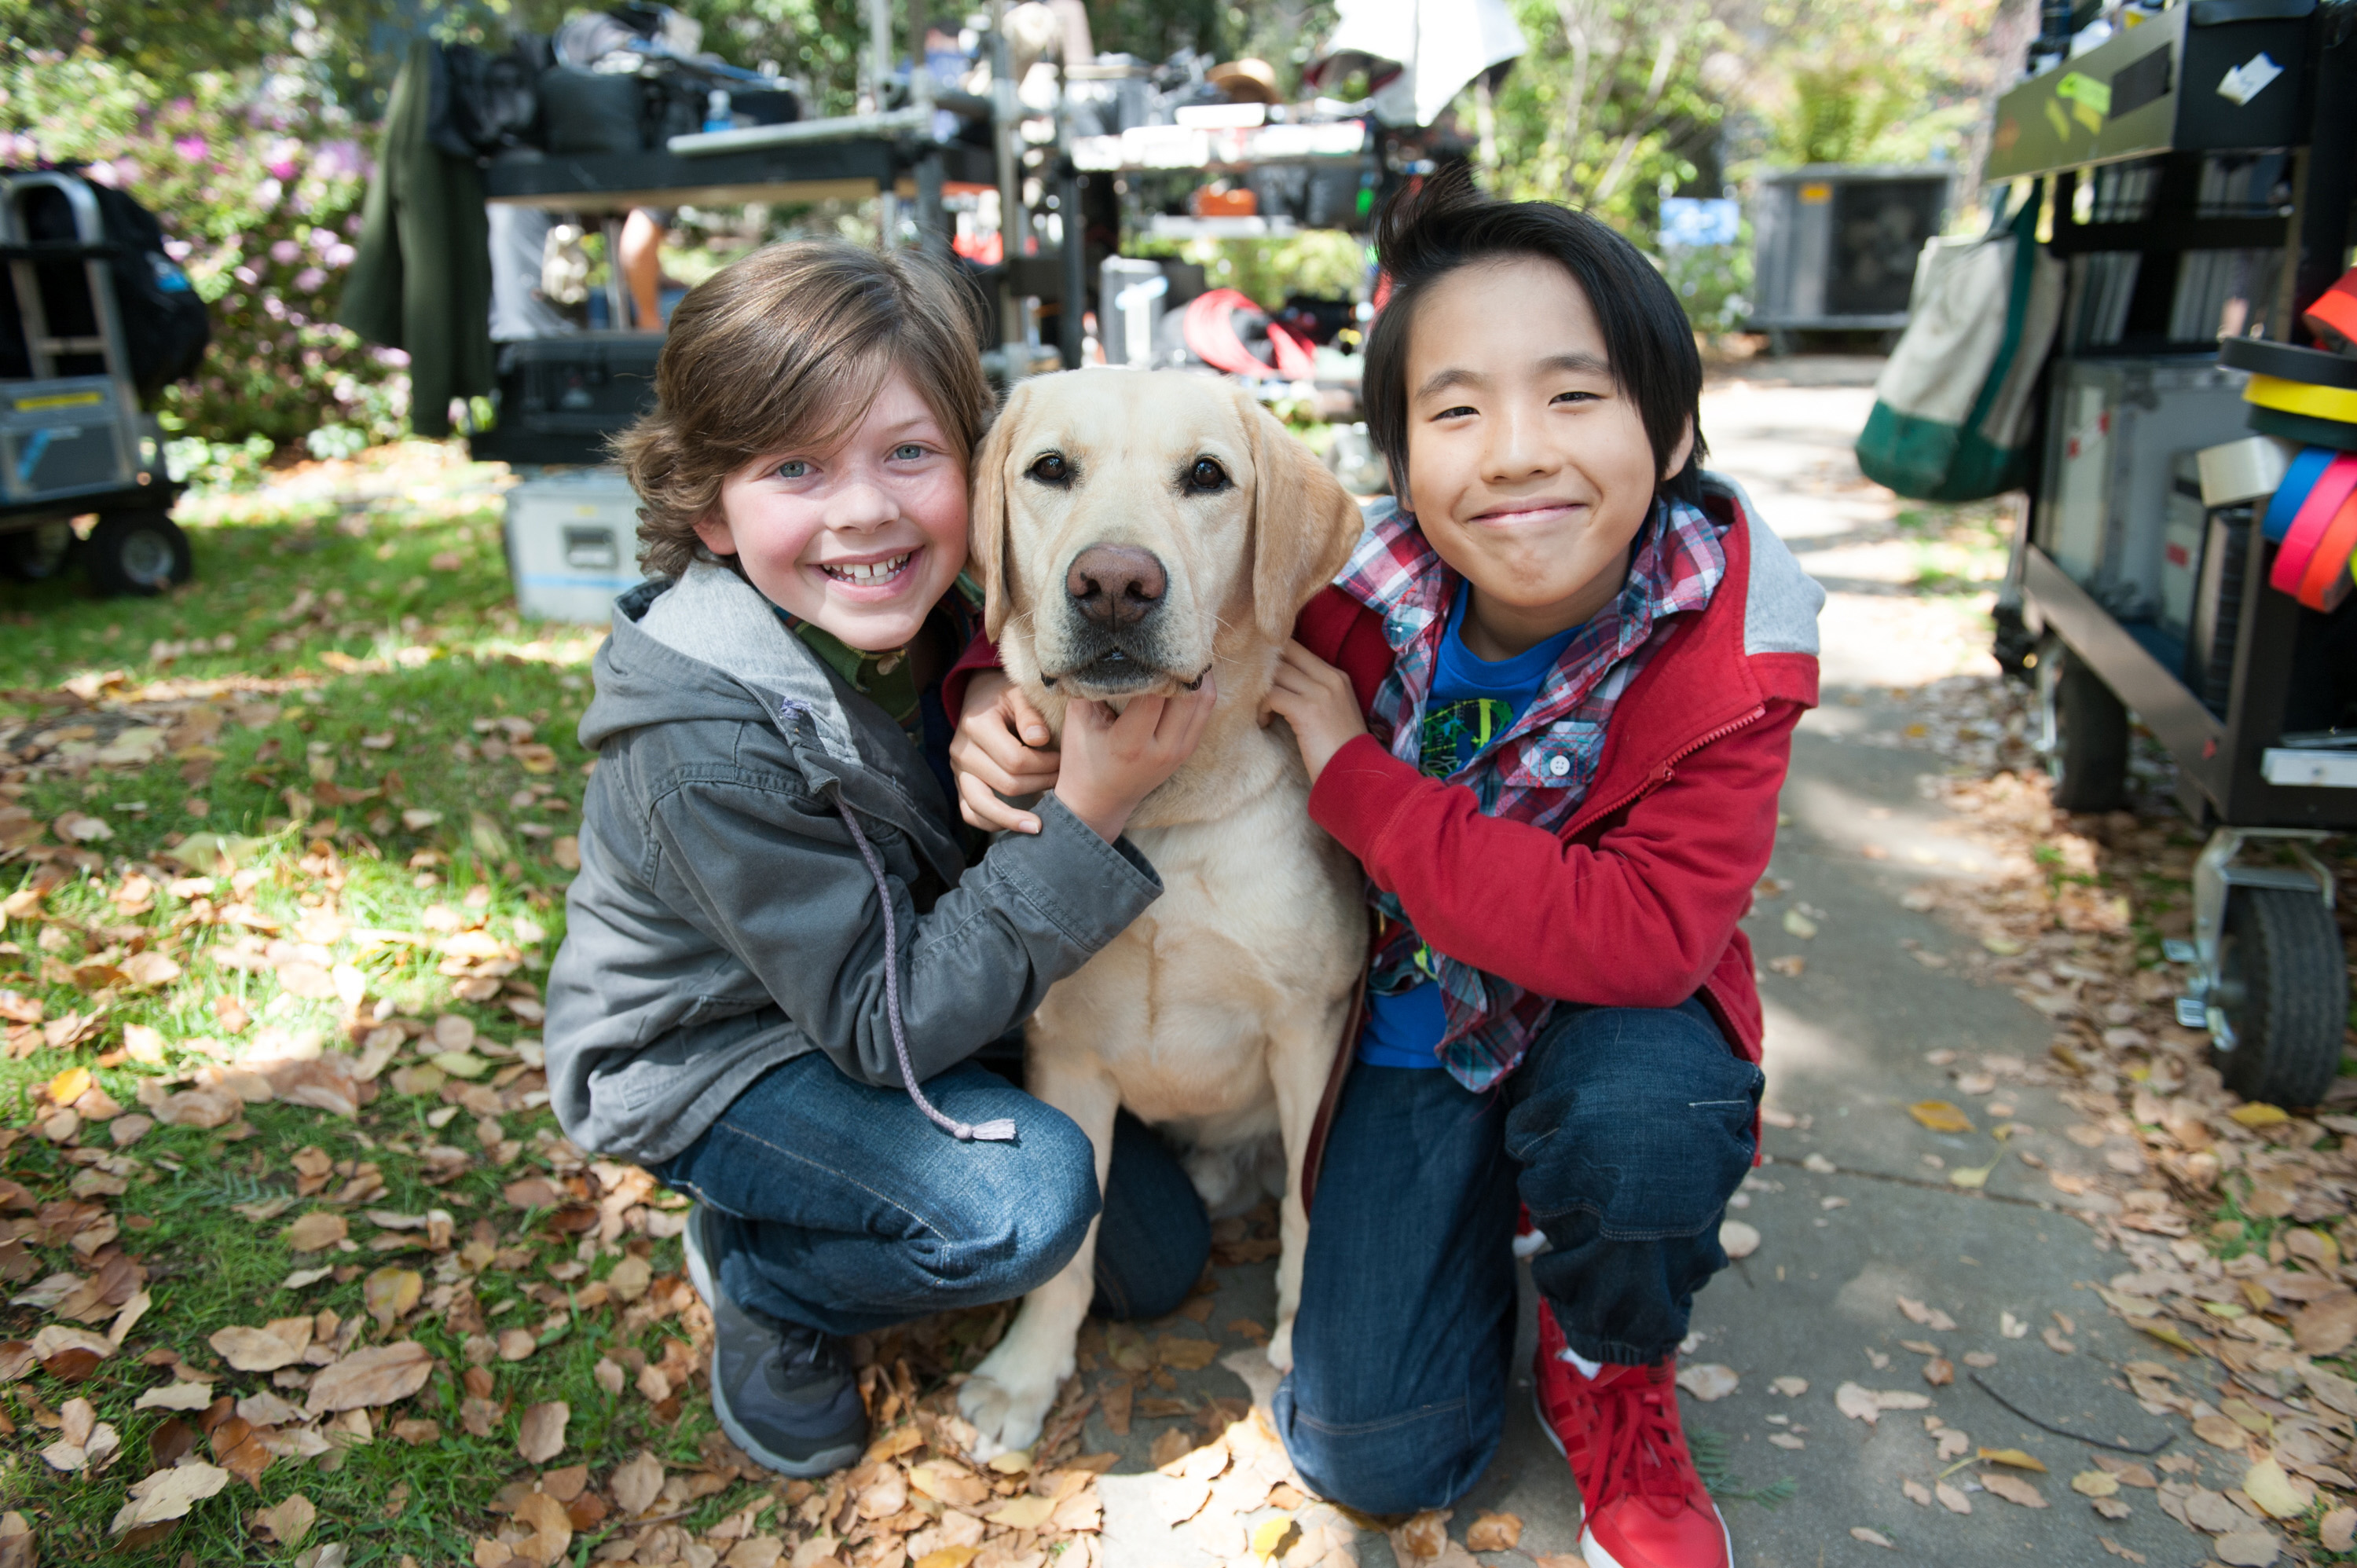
left=1402, top=255, right=1692, bottom=658
left=692, top=369, right=970, bottom=651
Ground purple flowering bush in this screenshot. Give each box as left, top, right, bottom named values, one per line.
left=2, top=53, right=410, bottom=456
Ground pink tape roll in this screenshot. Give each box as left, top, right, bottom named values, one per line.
left=2270, top=459, right=2357, bottom=595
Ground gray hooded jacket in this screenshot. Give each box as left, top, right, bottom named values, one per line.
left=543, top=563, right=1163, bottom=1165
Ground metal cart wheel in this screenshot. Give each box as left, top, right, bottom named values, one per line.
left=2036, top=637, right=2128, bottom=812
left=82, top=510, right=191, bottom=597
left=0, top=521, right=78, bottom=583
left=2210, top=885, right=2349, bottom=1108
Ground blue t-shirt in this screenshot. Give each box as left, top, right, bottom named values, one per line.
left=1358, top=581, right=1580, bottom=1069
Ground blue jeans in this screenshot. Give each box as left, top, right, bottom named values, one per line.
left=652, top=1051, right=1211, bottom=1337
left=1274, top=998, right=1762, bottom=1515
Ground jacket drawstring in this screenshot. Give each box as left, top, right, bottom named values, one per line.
left=782, top=699, right=1016, bottom=1142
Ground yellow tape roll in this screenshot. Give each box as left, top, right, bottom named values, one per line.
left=2244, top=373, right=2357, bottom=424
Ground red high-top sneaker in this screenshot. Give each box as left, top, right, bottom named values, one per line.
left=1532, top=1303, right=1728, bottom=1568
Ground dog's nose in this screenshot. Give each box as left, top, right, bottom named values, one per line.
left=1065, top=544, right=1167, bottom=628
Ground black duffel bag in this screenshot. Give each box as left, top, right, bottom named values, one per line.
left=0, top=170, right=209, bottom=401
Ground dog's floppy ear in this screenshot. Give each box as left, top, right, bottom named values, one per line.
left=968, top=380, right=1030, bottom=642
left=1240, top=387, right=1365, bottom=641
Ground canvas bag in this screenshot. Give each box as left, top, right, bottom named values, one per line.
left=1855, top=192, right=2063, bottom=501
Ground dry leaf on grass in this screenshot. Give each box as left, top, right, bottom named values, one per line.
left=610, top=1451, right=664, bottom=1516
left=134, top=1382, right=214, bottom=1412
left=305, top=1341, right=433, bottom=1415
left=363, top=1267, right=421, bottom=1328
left=2240, top=1460, right=2313, bottom=1520
left=252, top=1494, right=316, bottom=1548
left=281, top=1211, right=348, bottom=1251
left=109, top=1460, right=229, bottom=1535
left=209, top=1319, right=312, bottom=1372
left=517, top=1401, right=569, bottom=1464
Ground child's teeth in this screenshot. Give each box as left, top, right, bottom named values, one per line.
left=828, top=554, right=908, bottom=585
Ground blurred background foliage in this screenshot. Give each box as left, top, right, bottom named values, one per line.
left=4, top=0, right=2015, bottom=456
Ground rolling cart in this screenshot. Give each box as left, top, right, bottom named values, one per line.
left=0, top=170, right=192, bottom=595
left=1984, top=0, right=2357, bottom=1107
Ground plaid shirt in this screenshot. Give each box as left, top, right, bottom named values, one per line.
left=1340, top=494, right=1728, bottom=1090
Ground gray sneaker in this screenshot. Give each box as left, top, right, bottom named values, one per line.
left=682, top=1204, right=867, bottom=1477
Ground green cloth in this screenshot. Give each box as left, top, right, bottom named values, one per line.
left=790, top=621, right=922, bottom=735
left=338, top=38, right=494, bottom=439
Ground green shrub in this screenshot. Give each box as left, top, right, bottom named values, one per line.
left=2, top=51, right=409, bottom=454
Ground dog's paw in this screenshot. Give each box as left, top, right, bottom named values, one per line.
left=957, top=1346, right=1062, bottom=1460
left=1265, top=1317, right=1294, bottom=1374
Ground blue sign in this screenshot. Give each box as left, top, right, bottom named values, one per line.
left=1660, top=197, right=1739, bottom=248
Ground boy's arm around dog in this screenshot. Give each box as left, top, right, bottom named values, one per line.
left=544, top=566, right=1164, bottom=1166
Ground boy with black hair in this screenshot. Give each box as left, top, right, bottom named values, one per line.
left=955, top=168, right=1823, bottom=1566
left=1258, top=170, right=1824, bottom=1568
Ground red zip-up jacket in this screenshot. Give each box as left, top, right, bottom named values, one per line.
left=1297, top=474, right=1823, bottom=1068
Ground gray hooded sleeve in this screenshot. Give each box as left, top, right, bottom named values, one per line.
left=641, top=775, right=1159, bottom=1091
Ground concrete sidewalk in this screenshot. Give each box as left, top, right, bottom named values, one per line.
left=1084, top=361, right=2227, bottom=1567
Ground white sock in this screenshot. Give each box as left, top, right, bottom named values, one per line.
left=1556, top=1345, right=1605, bottom=1381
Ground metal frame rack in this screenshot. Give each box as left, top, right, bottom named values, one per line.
left=1985, top=0, right=2357, bottom=1107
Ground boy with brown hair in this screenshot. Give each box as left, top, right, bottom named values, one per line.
left=544, top=240, right=1219, bottom=1478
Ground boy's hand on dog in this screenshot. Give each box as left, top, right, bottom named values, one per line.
left=951, top=672, right=1061, bottom=833
left=1260, top=640, right=1365, bottom=786
left=1054, top=676, right=1219, bottom=843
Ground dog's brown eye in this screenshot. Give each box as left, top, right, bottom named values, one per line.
left=1028, top=452, right=1069, bottom=485
left=1186, top=456, right=1230, bottom=493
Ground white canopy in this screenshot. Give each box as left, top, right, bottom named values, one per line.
left=1307, top=0, right=1527, bottom=127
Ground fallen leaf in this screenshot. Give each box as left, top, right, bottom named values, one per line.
left=1464, top=1512, right=1521, bottom=1552
left=983, top=1495, right=1055, bottom=1530
left=252, top=1493, right=316, bottom=1548
left=2213, top=1530, right=2280, bottom=1566
left=282, top=1212, right=349, bottom=1252
left=1979, top=1473, right=2047, bottom=1508
left=305, top=1342, right=434, bottom=1415
left=516, top=1400, right=569, bottom=1464
left=363, top=1267, right=422, bottom=1328
left=1675, top=1363, right=1738, bottom=1401
left=1782, top=909, right=1818, bottom=939
left=1895, top=1295, right=1957, bottom=1332
left=109, top=1460, right=230, bottom=1535
left=2293, top=1292, right=2357, bottom=1357
left=1922, top=1357, right=1954, bottom=1386
left=610, top=1451, right=664, bottom=1516
left=209, top=1321, right=311, bottom=1372
left=2319, top=1508, right=2355, bottom=1553
left=134, top=1383, right=215, bottom=1412
left=511, top=1491, right=573, bottom=1566
left=2227, top=1103, right=2288, bottom=1128
left=1902, top=1478, right=1932, bottom=1506
left=2072, top=1471, right=2120, bottom=1497
left=1835, top=1383, right=1930, bottom=1423
left=2240, top=1459, right=2312, bottom=1520
left=1770, top=1376, right=1808, bottom=1397
left=1908, top=1101, right=1974, bottom=1133
left=1718, top=1220, right=1759, bottom=1259
left=1851, top=1526, right=1894, bottom=1548
left=1934, top=1482, right=1971, bottom=1514
left=1978, top=1449, right=2046, bottom=1472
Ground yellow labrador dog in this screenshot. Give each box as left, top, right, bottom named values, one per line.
left=955, top=369, right=1368, bottom=1456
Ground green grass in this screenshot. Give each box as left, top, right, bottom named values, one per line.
left=0, top=453, right=786, bottom=1564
